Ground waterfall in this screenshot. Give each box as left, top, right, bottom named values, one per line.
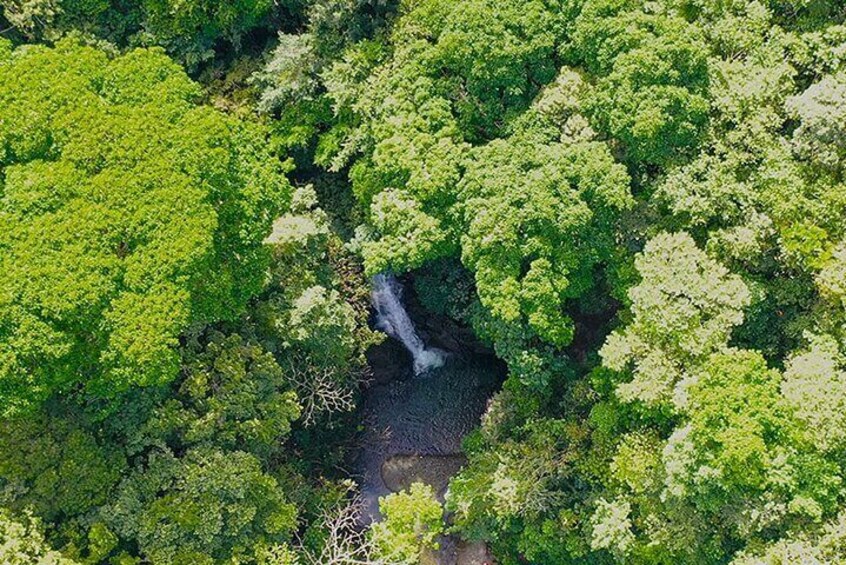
left=371, top=273, right=445, bottom=375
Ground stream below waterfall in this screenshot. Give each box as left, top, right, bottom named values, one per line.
left=356, top=274, right=503, bottom=564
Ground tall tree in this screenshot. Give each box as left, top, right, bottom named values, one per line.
left=0, top=38, right=291, bottom=413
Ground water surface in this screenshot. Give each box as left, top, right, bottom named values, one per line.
left=356, top=354, right=502, bottom=521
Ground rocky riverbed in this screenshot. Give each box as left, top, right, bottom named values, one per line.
left=356, top=275, right=503, bottom=565
left=356, top=352, right=502, bottom=514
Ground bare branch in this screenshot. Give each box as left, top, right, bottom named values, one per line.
left=282, top=357, right=363, bottom=426
left=297, top=490, right=385, bottom=565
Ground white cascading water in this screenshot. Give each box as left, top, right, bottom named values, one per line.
left=371, top=273, right=446, bottom=375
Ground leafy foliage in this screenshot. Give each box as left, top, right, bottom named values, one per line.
left=601, top=232, right=751, bottom=409
left=0, top=39, right=291, bottom=413
left=0, top=0, right=287, bottom=67
left=371, top=483, right=443, bottom=564
left=0, top=509, right=79, bottom=565
left=106, top=448, right=297, bottom=564
left=5, top=0, right=846, bottom=563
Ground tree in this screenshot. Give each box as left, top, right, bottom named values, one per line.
left=0, top=0, right=63, bottom=39
left=0, top=0, right=286, bottom=67
left=445, top=414, right=589, bottom=562
left=147, top=332, right=302, bottom=458
left=0, top=327, right=308, bottom=562
left=288, top=483, right=379, bottom=565
left=105, top=448, right=298, bottom=564
left=322, top=0, right=573, bottom=279
left=370, top=483, right=443, bottom=564
left=459, top=97, right=632, bottom=353
left=786, top=71, right=846, bottom=174
left=816, top=243, right=846, bottom=311
left=136, top=0, right=274, bottom=66
left=669, top=0, right=775, bottom=57
left=680, top=349, right=790, bottom=497
left=252, top=33, right=322, bottom=115
left=782, top=333, right=846, bottom=452
left=571, top=0, right=711, bottom=166
left=601, top=232, right=751, bottom=409
left=0, top=409, right=125, bottom=522
left=590, top=497, right=635, bottom=559
left=461, top=141, right=627, bottom=327
left=0, top=509, right=79, bottom=565
left=0, top=39, right=291, bottom=413
left=258, top=185, right=377, bottom=424
left=731, top=508, right=846, bottom=564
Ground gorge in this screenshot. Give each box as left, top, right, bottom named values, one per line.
left=358, top=274, right=503, bottom=563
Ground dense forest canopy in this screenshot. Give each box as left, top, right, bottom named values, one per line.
left=1, top=0, right=846, bottom=563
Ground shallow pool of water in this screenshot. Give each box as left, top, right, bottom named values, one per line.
left=355, top=353, right=503, bottom=523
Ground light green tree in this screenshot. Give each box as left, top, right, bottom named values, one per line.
left=782, top=333, right=846, bottom=452
left=371, top=483, right=444, bottom=564
left=786, top=71, right=846, bottom=174
left=731, top=508, right=846, bottom=564
left=0, top=39, right=291, bottom=413
left=590, top=497, right=635, bottom=558
left=0, top=509, right=78, bottom=565
left=601, top=232, right=751, bottom=409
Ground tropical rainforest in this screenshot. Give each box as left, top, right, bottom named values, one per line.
left=1, top=0, right=846, bottom=563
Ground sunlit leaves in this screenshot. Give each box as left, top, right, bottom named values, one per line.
left=371, top=483, right=443, bottom=564
left=0, top=40, right=291, bottom=412
left=0, top=509, right=80, bottom=565
left=601, top=232, right=751, bottom=408
left=461, top=134, right=631, bottom=350
left=787, top=71, right=846, bottom=174
left=572, top=0, right=711, bottom=166
left=782, top=334, right=846, bottom=452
